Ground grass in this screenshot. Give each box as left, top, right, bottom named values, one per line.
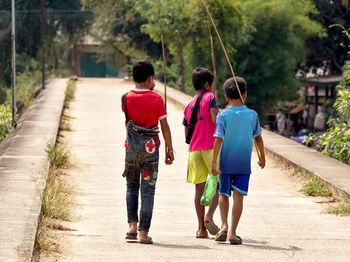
left=328, top=199, right=350, bottom=216
left=64, top=80, right=77, bottom=109
left=34, top=79, right=76, bottom=256
left=46, top=142, right=70, bottom=170
left=302, top=176, right=332, bottom=197
left=35, top=220, right=59, bottom=254
left=59, top=117, right=72, bottom=132
left=41, top=171, right=74, bottom=221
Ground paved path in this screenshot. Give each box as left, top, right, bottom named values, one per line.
left=55, top=78, right=350, bottom=262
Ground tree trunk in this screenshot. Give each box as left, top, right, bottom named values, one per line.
left=177, top=46, right=185, bottom=92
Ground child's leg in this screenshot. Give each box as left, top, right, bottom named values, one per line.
left=229, top=190, right=244, bottom=240
left=195, top=182, right=207, bottom=236
left=126, top=169, right=140, bottom=234
left=219, top=194, right=229, bottom=232
left=205, top=191, right=218, bottom=222
left=139, top=153, right=159, bottom=243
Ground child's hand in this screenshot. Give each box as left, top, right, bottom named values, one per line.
left=211, top=162, right=220, bottom=176
left=258, top=158, right=265, bottom=169
left=165, top=149, right=174, bottom=165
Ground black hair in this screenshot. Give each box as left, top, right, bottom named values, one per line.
left=192, top=67, right=214, bottom=91
left=132, top=60, right=154, bottom=83
left=223, top=77, right=247, bottom=99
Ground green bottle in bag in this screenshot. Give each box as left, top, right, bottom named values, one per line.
left=200, top=175, right=218, bottom=206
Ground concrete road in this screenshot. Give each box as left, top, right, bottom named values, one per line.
left=53, top=78, right=350, bottom=262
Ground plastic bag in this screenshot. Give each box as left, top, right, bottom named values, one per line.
left=200, top=175, right=218, bottom=206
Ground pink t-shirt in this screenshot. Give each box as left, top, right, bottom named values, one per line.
left=183, top=91, right=217, bottom=152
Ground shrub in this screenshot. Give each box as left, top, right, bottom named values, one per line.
left=0, top=104, right=12, bottom=142
left=306, top=60, right=350, bottom=164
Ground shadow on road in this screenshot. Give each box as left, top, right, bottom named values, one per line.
left=216, top=239, right=302, bottom=251
left=153, top=243, right=211, bottom=250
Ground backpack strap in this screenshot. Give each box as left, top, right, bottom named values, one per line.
left=122, top=92, right=129, bottom=123
left=186, top=92, right=204, bottom=144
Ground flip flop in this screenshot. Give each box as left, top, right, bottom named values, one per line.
left=204, top=221, right=220, bottom=236
left=139, top=236, right=153, bottom=244
left=196, top=230, right=208, bottom=239
left=215, top=231, right=227, bottom=242
left=229, top=236, right=242, bottom=245
left=125, top=232, right=138, bottom=240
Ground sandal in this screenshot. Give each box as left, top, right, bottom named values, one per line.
left=196, top=230, right=208, bottom=239
left=139, top=236, right=153, bottom=244
left=215, top=231, right=227, bottom=242
left=229, top=236, right=242, bottom=245
left=204, top=221, right=220, bottom=236
left=125, top=232, right=138, bottom=240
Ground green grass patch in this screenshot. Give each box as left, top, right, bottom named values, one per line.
left=328, top=199, right=350, bottom=216
left=64, top=80, right=77, bottom=109
left=302, top=176, right=332, bottom=197
left=46, top=142, right=70, bottom=169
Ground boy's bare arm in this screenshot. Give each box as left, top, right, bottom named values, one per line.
left=210, top=107, right=219, bottom=124
left=254, top=135, right=266, bottom=169
left=211, top=137, right=223, bottom=176
left=184, top=126, right=189, bottom=139
left=160, top=118, right=174, bottom=165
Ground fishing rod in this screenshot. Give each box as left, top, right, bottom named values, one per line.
left=201, top=0, right=262, bottom=160
left=158, top=0, right=168, bottom=110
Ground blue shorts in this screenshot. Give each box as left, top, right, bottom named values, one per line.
left=219, top=173, right=250, bottom=197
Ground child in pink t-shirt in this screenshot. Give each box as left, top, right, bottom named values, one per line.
left=183, top=67, right=219, bottom=238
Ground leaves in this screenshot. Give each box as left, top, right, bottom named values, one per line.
left=308, top=60, right=350, bottom=164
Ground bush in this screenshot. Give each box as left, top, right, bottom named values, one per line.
left=0, top=104, right=12, bottom=142
left=306, top=60, right=350, bottom=165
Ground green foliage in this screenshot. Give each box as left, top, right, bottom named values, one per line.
left=0, top=0, right=92, bottom=92
left=0, top=104, right=11, bottom=142
left=85, top=0, right=322, bottom=116
left=306, top=60, right=350, bottom=164
left=306, top=0, right=350, bottom=73
left=302, top=176, right=332, bottom=197
left=236, top=0, right=322, bottom=119
left=46, top=143, right=70, bottom=170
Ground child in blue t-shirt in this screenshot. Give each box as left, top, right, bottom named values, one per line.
left=211, top=76, right=265, bottom=245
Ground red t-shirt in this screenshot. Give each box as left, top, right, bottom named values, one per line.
left=122, top=89, right=167, bottom=147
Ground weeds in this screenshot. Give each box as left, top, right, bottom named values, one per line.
left=328, top=198, right=350, bottom=216
left=35, top=221, right=59, bottom=253
left=64, top=80, right=76, bottom=109
left=41, top=173, right=74, bottom=221
left=302, top=176, right=332, bottom=197
left=46, top=142, right=70, bottom=169
left=34, top=79, right=76, bottom=257
left=59, top=117, right=72, bottom=131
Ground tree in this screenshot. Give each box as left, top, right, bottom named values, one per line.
left=82, top=0, right=162, bottom=68
left=134, top=0, right=191, bottom=91
left=0, top=0, right=91, bottom=86
left=235, top=0, right=322, bottom=121
left=306, top=0, right=350, bottom=73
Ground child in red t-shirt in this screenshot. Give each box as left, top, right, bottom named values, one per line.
left=122, top=60, right=174, bottom=244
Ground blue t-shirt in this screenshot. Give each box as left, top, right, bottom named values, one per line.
left=214, top=105, right=261, bottom=174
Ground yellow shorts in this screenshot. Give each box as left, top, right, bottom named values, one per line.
left=187, top=150, right=217, bottom=184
